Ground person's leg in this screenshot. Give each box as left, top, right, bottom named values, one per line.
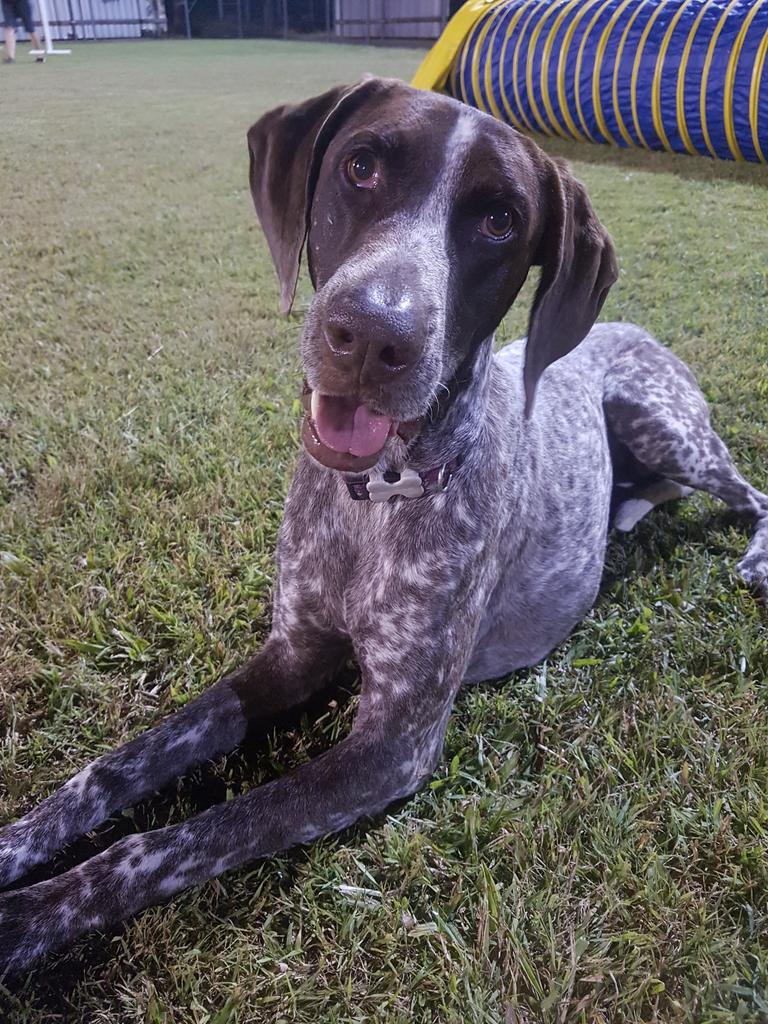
left=3, top=25, right=16, bottom=61
left=19, top=0, right=42, bottom=55
left=2, top=0, right=17, bottom=58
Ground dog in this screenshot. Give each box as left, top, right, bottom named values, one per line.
left=1, top=77, right=766, bottom=974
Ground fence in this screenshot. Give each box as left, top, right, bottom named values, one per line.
left=335, top=0, right=449, bottom=42
left=12, top=0, right=164, bottom=39
left=10, top=0, right=456, bottom=43
left=186, top=0, right=454, bottom=42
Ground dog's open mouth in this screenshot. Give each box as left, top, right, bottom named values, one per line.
left=301, top=389, right=396, bottom=472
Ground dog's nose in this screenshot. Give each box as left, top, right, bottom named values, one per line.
left=323, top=287, right=426, bottom=384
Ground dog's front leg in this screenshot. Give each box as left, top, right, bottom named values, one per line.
left=0, top=666, right=460, bottom=974
left=0, top=627, right=347, bottom=891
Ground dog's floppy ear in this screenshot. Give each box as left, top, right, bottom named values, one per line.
left=247, top=78, right=383, bottom=314
left=524, top=161, right=618, bottom=414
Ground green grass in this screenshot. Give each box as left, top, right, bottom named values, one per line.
left=1, top=38, right=768, bottom=1024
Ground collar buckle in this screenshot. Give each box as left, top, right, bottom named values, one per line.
left=436, top=462, right=453, bottom=492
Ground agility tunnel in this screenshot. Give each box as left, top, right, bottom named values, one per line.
left=412, top=0, right=768, bottom=162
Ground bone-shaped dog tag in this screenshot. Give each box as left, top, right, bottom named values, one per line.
left=366, top=468, right=425, bottom=502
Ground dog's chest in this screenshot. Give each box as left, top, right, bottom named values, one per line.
left=278, top=471, right=492, bottom=641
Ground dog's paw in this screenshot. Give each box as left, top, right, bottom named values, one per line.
left=0, top=821, right=37, bottom=890
left=737, top=553, right=768, bottom=601
left=613, top=498, right=655, bottom=533
left=0, top=831, right=28, bottom=891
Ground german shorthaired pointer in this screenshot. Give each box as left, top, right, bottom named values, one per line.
left=1, top=78, right=766, bottom=974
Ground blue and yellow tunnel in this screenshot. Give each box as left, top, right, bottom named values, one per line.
left=412, top=0, right=768, bottom=162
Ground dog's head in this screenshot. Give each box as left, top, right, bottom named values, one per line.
left=248, top=78, right=617, bottom=472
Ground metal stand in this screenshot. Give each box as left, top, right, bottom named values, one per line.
left=29, top=0, right=71, bottom=54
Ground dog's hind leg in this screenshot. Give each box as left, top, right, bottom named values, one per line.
left=603, top=334, right=768, bottom=596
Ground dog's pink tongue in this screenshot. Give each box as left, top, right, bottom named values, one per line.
left=313, top=394, right=392, bottom=457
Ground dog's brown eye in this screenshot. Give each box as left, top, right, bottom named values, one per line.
left=347, top=151, right=379, bottom=189
left=482, top=206, right=514, bottom=239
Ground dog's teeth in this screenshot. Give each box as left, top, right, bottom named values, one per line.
left=310, top=390, right=319, bottom=421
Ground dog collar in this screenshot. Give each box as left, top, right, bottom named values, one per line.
left=345, top=455, right=463, bottom=502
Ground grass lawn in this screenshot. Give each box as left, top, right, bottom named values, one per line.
left=1, top=37, right=768, bottom=1024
